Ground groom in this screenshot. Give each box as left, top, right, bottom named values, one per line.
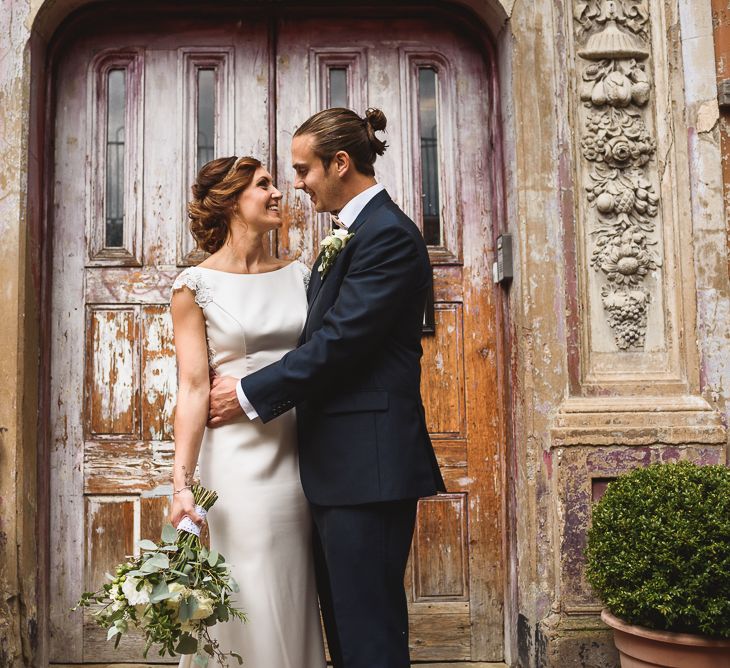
left=208, top=107, right=445, bottom=668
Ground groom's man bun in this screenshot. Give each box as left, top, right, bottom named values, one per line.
left=188, top=155, right=261, bottom=254
left=294, top=107, right=388, bottom=176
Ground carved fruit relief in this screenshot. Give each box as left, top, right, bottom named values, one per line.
left=574, top=0, right=660, bottom=350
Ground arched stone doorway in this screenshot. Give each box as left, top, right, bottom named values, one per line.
left=31, top=1, right=512, bottom=664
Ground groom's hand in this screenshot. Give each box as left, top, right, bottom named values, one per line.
left=208, top=375, right=244, bottom=427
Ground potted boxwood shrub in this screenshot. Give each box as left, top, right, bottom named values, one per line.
left=586, top=460, right=730, bottom=668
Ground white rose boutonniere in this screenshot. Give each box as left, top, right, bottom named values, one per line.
left=318, top=228, right=354, bottom=277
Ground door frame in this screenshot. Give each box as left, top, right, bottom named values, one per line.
left=26, top=2, right=515, bottom=664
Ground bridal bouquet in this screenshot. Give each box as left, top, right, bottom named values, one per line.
left=74, top=485, right=245, bottom=666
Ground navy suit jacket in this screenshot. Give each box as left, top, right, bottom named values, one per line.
left=240, top=190, right=446, bottom=505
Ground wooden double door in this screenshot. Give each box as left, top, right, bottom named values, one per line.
left=49, top=10, right=504, bottom=665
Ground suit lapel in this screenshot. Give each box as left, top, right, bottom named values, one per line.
left=303, top=190, right=392, bottom=334
left=306, top=251, right=326, bottom=309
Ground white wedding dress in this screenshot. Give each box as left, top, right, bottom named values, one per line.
left=172, top=260, right=326, bottom=668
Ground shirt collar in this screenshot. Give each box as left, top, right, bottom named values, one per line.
left=335, top=183, right=386, bottom=229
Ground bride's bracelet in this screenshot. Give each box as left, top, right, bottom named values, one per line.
left=173, top=484, right=192, bottom=495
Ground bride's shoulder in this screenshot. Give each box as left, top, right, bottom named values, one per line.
left=170, top=266, right=212, bottom=308
left=290, top=259, right=311, bottom=287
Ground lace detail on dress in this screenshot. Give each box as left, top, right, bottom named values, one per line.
left=206, top=339, right=219, bottom=370
left=171, top=268, right=213, bottom=309
left=296, top=261, right=311, bottom=291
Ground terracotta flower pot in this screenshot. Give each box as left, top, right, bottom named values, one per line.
left=601, top=609, right=730, bottom=668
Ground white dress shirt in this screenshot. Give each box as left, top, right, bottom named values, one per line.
left=235, top=182, right=386, bottom=419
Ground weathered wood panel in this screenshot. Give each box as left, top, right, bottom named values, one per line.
left=421, top=304, right=465, bottom=436
left=86, top=307, right=140, bottom=437
left=141, top=306, right=176, bottom=441
left=50, top=39, right=92, bottom=660
left=84, top=440, right=174, bottom=494
left=432, top=439, right=467, bottom=467
left=140, top=495, right=172, bottom=545
left=413, top=494, right=468, bottom=600
left=409, top=611, right=471, bottom=660
left=432, top=265, right=464, bottom=302
left=458, top=40, right=505, bottom=660
left=83, top=617, right=175, bottom=663
left=86, top=267, right=180, bottom=304
left=84, top=496, right=136, bottom=591
left=143, top=49, right=180, bottom=269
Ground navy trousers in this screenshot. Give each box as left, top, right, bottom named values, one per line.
left=311, top=500, right=418, bottom=668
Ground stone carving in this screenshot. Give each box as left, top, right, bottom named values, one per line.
left=580, top=60, right=650, bottom=108
left=575, top=0, right=660, bottom=350
left=574, top=0, right=650, bottom=42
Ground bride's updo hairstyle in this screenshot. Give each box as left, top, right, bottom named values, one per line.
left=188, top=155, right=262, bottom=254
left=294, top=107, right=388, bottom=176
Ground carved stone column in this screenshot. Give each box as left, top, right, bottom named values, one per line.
left=577, top=8, right=658, bottom=350
left=574, top=0, right=668, bottom=359
left=542, top=2, right=728, bottom=665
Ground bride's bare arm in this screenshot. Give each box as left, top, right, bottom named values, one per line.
left=169, top=286, right=209, bottom=528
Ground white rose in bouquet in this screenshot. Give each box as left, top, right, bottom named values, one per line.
left=190, top=589, right=215, bottom=620
left=121, top=577, right=153, bottom=606
left=167, top=581, right=188, bottom=608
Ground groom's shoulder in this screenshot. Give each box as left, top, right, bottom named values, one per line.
left=366, top=198, right=421, bottom=238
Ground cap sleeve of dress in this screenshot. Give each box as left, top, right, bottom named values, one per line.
left=171, top=267, right=213, bottom=309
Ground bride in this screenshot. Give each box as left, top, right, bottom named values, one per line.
left=169, top=155, right=326, bottom=667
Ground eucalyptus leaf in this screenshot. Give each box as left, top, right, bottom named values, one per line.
left=138, top=539, right=158, bottom=551
left=150, top=580, right=171, bottom=603
left=140, top=554, right=169, bottom=573
left=161, top=523, right=178, bottom=544
left=178, top=596, right=193, bottom=622
left=175, top=633, right=198, bottom=655
left=179, top=594, right=200, bottom=622
left=107, top=626, right=121, bottom=641
left=139, top=560, right=162, bottom=574
left=215, top=603, right=229, bottom=622
left=207, top=549, right=219, bottom=567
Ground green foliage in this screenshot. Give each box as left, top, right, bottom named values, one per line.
left=586, top=461, right=730, bottom=638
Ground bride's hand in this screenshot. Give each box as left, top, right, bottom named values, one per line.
left=170, top=488, right=204, bottom=529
